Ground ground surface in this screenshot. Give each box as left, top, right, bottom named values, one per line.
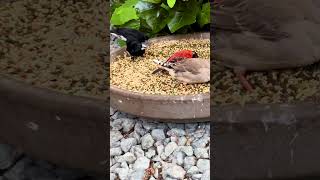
left=110, top=108, right=210, bottom=180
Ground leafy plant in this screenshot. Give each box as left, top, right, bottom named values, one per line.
left=110, top=0, right=210, bottom=36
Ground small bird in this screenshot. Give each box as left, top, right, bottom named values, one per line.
left=153, top=58, right=210, bottom=84
left=152, top=50, right=199, bottom=74
left=212, top=0, right=320, bottom=91
left=111, top=28, right=149, bottom=59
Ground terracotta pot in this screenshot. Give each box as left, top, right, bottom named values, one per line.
left=0, top=74, right=107, bottom=175
left=110, top=33, right=210, bottom=122
left=213, top=102, right=320, bottom=179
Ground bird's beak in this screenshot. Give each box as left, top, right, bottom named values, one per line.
left=141, top=43, right=147, bottom=50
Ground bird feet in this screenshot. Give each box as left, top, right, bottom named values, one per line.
left=234, top=69, right=254, bottom=92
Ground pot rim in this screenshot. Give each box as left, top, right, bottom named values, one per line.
left=110, top=32, right=210, bottom=102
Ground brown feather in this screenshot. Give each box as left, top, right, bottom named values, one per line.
left=213, top=0, right=320, bottom=72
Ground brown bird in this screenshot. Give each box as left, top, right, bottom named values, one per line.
left=212, top=0, right=320, bottom=91
left=153, top=58, right=210, bottom=84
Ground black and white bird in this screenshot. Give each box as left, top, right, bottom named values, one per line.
left=111, top=28, right=149, bottom=59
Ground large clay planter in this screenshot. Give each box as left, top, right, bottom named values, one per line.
left=0, top=74, right=107, bottom=175
left=110, top=33, right=210, bottom=122
left=213, top=102, right=320, bottom=179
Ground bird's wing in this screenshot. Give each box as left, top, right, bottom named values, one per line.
left=172, top=59, right=209, bottom=75
left=212, top=0, right=299, bottom=41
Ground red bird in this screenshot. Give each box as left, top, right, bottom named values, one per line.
left=152, top=50, right=198, bottom=74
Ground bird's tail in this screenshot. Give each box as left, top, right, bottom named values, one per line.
left=110, top=29, right=127, bottom=41
left=152, top=59, right=172, bottom=74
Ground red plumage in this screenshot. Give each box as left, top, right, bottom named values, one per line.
left=152, top=50, right=198, bottom=74
left=167, top=50, right=197, bottom=62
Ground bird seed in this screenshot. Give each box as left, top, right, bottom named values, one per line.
left=111, top=39, right=210, bottom=95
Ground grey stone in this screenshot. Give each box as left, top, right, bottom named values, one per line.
left=181, top=146, right=193, bottom=156
left=121, top=118, right=135, bottom=132
left=194, top=148, right=209, bottom=159
left=141, top=133, right=154, bottom=150
left=120, top=138, right=137, bottom=152
left=164, top=142, right=178, bottom=157
left=201, top=170, right=210, bottom=180
left=167, top=128, right=186, bottom=137
left=151, top=129, right=166, bottom=141
left=133, top=157, right=150, bottom=170
left=110, top=147, right=122, bottom=157
left=197, top=159, right=210, bottom=173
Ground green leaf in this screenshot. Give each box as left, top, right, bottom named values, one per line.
left=167, top=0, right=176, bottom=8
left=142, top=0, right=162, bottom=4
left=167, top=0, right=200, bottom=33
left=136, top=1, right=171, bottom=33
left=111, top=7, right=139, bottom=25
left=122, top=0, right=139, bottom=7
left=110, top=0, right=139, bottom=25
left=117, top=39, right=127, bottom=47
left=119, top=19, right=141, bottom=30
left=160, top=3, right=170, bottom=11
left=197, top=2, right=210, bottom=27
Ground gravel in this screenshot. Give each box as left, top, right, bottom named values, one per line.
left=110, top=107, right=210, bottom=180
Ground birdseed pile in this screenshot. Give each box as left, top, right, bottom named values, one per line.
left=0, top=0, right=107, bottom=99
left=111, top=39, right=210, bottom=95
left=212, top=62, right=320, bottom=106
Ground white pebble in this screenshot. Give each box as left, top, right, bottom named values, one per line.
left=156, top=145, right=164, bottom=156
left=110, top=130, right=123, bottom=146
left=192, top=173, right=203, bottom=179
left=134, top=123, right=146, bottom=136
left=194, top=148, right=209, bottom=159
left=187, top=166, right=200, bottom=175
left=110, top=147, right=122, bottom=157
left=110, top=162, right=120, bottom=172
left=122, top=152, right=136, bottom=164
left=111, top=119, right=123, bottom=130
left=145, top=148, right=156, bottom=159
left=167, top=128, right=186, bottom=136
left=197, top=159, right=210, bottom=173
left=121, top=118, right=135, bottom=132
left=201, top=170, right=210, bottom=180
left=141, top=133, right=155, bottom=150
left=133, top=156, right=150, bottom=170
left=121, top=162, right=129, bottom=169
left=142, top=121, right=157, bottom=130
left=151, top=129, right=166, bottom=141
left=110, top=173, right=116, bottom=180
left=115, top=168, right=128, bottom=180
left=128, top=169, right=145, bottom=180
left=175, top=151, right=185, bottom=166
left=162, top=162, right=186, bottom=179
left=192, top=136, right=210, bottom=148
left=178, top=136, right=187, bottom=146
left=164, top=142, right=178, bottom=157
left=131, top=145, right=144, bottom=158
left=184, top=156, right=196, bottom=169
left=120, top=138, right=137, bottom=152
left=181, top=146, right=194, bottom=156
